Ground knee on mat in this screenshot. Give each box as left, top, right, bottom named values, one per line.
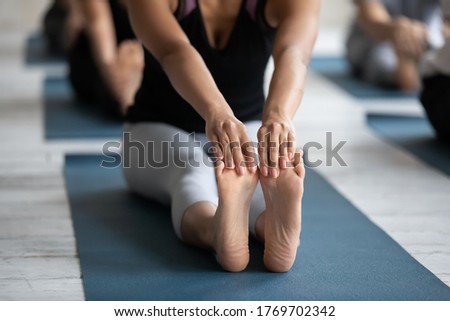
left=363, top=44, right=398, bottom=88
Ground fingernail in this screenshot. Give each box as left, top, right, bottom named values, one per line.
left=289, top=152, right=294, bottom=160
left=261, top=166, right=268, bottom=177
left=281, top=158, right=287, bottom=169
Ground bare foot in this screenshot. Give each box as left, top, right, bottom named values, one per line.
left=214, top=162, right=258, bottom=272
left=115, top=40, right=144, bottom=113
left=258, top=151, right=305, bottom=272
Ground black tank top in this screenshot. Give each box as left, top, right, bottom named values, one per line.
left=126, top=0, right=276, bottom=133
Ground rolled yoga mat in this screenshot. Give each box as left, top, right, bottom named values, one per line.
left=24, top=33, right=66, bottom=66
left=309, top=56, right=416, bottom=99
left=64, top=154, right=450, bottom=301
left=44, top=76, right=123, bottom=139
left=368, top=114, right=450, bottom=176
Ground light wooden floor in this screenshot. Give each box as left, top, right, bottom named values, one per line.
left=0, top=0, right=448, bottom=300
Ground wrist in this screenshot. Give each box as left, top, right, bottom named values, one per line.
left=262, top=106, right=290, bottom=124
left=205, top=104, right=235, bottom=124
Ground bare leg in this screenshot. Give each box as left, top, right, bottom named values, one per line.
left=181, top=162, right=258, bottom=272
left=181, top=202, right=216, bottom=250
left=115, top=40, right=144, bottom=113
left=256, top=151, right=305, bottom=272
left=444, top=19, right=450, bottom=38
left=395, top=52, right=420, bottom=91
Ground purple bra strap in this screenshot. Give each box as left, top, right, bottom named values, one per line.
left=182, top=0, right=196, bottom=18
left=246, top=0, right=258, bottom=21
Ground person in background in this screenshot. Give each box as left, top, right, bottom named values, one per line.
left=43, top=0, right=84, bottom=55
left=420, top=0, right=450, bottom=142
left=346, top=0, right=443, bottom=91
left=68, top=0, right=144, bottom=118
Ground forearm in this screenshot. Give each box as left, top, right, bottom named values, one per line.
left=264, top=0, right=319, bottom=123
left=160, top=45, right=234, bottom=122
left=126, top=0, right=233, bottom=123
left=356, top=1, right=394, bottom=41
left=81, top=0, right=117, bottom=69
left=264, top=48, right=308, bottom=122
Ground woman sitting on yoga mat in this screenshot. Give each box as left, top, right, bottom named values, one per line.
left=420, top=0, right=450, bottom=142
left=122, top=0, right=319, bottom=272
left=346, top=0, right=444, bottom=91
left=68, top=0, right=144, bottom=118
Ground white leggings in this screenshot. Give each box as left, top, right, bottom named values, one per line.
left=122, top=121, right=265, bottom=240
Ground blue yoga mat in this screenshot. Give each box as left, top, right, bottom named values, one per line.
left=25, top=33, right=65, bottom=66
left=44, top=77, right=123, bottom=139
left=368, top=114, right=450, bottom=176
left=64, top=154, right=450, bottom=301
left=309, top=56, right=416, bottom=99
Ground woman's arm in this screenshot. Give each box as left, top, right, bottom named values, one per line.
left=355, top=0, right=395, bottom=41
left=80, top=0, right=117, bottom=70
left=355, top=0, right=427, bottom=58
left=258, top=0, right=320, bottom=178
left=62, top=0, right=85, bottom=49
left=125, top=0, right=252, bottom=175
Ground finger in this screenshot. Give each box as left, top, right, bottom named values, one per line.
left=279, top=134, right=289, bottom=170
left=210, top=136, right=224, bottom=160
left=409, top=32, right=423, bottom=58
left=287, top=131, right=296, bottom=160
left=269, top=132, right=280, bottom=178
left=258, top=128, right=269, bottom=177
left=230, top=138, right=245, bottom=175
left=294, top=149, right=305, bottom=178
left=214, top=158, right=226, bottom=178
left=222, top=138, right=234, bottom=169
left=242, top=139, right=258, bottom=174
left=402, top=36, right=415, bottom=57
left=234, top=124, right=252, bottom=175
left=410, top=32, right=423, bottom=58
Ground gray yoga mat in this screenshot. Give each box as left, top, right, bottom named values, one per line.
left=368, top=114, right=450, bottom=176
left=24, top=33, right=65, bottom=66
left=44, top=76, right=123, bottom=139
left=64, top=154, right=450, bottom=301
left=309, top=56, right=417, bottom=99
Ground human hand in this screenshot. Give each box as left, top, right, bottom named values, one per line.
left=100, top=60, right=129, bottom=107
left=390, top=16, right=428, bottom=59
left=258, top=113, right=296, bottom=179
left=99, top=40, right=144, bottom=112
left=206, top=114, right=256, bottom=176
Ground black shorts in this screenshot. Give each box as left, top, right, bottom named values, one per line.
left=420, top=74, right=450, bottom=143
